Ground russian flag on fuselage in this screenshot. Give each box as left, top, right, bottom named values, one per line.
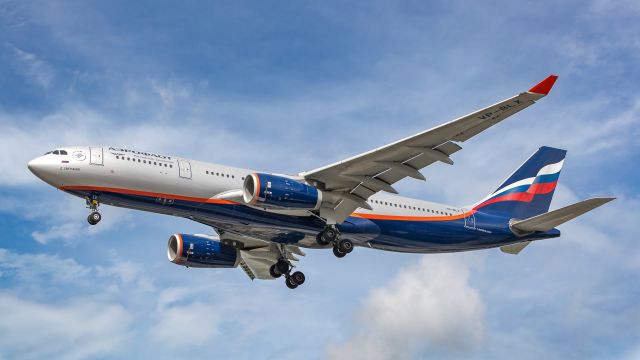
left=474, top=146, right=567, bottom=219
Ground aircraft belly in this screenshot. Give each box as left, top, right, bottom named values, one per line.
left=63, top=188, right=515, bottom=253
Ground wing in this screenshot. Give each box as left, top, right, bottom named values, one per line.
left=219, top=232, right=305, bottom=280
left=301, top=75, right=559, bottom=224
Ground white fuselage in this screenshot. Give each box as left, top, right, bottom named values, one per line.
left=28, top=146, right=464, bottom=224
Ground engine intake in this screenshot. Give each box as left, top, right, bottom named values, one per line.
left=243, top=173, right=322, bottom=210
left=167, top=234, right=238, bottom=268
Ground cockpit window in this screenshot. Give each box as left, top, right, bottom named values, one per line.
left=43, top=151, right=52, bottom=155
left=53, top=150, right=60, bottom=155
left=59, top=150, right=68, bottom=155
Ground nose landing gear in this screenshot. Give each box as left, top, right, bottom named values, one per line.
left=86, top=194, right=102, bottom=225
left=269, top=259, right=306, bottom=289
left=316, top=225, right=354, bottom=258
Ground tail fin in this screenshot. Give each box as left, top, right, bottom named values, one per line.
left=473, top=146, right=567, bottom=219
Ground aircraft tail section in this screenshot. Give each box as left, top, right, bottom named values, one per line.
left=509, top=197, right=615, bottom=235
left=474, top=146, right=567, bottom=219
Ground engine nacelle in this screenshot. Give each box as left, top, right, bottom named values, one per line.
left=167, top=234, right=238, bottom=268
left=243, top=173, right=322, bottom=210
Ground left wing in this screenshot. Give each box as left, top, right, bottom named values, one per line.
left=220, top=232, right=305, bottom=280
left=301, top=75, right=558, bottom=224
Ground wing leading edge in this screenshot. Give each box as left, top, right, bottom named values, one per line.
left=301, top=75, right=559, bottom=224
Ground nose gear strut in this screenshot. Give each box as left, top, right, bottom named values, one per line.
left=86, top=193, right=102, bottom=225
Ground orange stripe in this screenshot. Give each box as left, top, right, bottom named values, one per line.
left=60, top=185, right=474, bottom=222
left=352, top=211, right=474, bottom=222
left=59, top=185, right=236, bottom=205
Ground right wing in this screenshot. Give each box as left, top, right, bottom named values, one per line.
left=301, top=75, right=559, bottom=224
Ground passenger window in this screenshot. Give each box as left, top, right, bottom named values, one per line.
left=154, top=162, right=157, bottom=165
left=116, top=156, right=119, bottom=159
left=164, top=164, right=167, bottom=167
left=206, top=171, right=209, bottom=174
left=232, top=175, right=235, bottom=179
left=143, top=160, right=146, bottom=163
left=170, top=165, right=173, bottom=168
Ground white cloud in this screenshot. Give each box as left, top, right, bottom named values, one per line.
left=150, top=301, right=220, bottom=349
left=7, top=43, right=55, bottom=89
left=0, top=294, right=131, bottom=360
left=325, top=256, right=485, bottom=360
left=151, top=78, right=192, bottom=109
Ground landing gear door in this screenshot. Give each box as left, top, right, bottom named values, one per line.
left=89, top=147, right=103, bottom=165
left=178, top=159, right=192, bottom=179
left=463, top=208, right=476, bottom=229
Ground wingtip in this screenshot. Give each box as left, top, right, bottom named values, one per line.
left=528, top=75, right=559, bottom=95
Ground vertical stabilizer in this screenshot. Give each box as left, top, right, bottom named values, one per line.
left=473, top=146, right=567, bottom=219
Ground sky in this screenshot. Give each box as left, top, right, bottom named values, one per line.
left=0, top=0, right=639, bottom=359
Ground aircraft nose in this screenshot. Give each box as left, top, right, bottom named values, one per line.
left=27, top=157, right=42, bottom=174
left=27, top=156, right=51, bottom=180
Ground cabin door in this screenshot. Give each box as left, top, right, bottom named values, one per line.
left=89, top=147, right=103, bottom=165
left=178, top=159, right=192, bottom=179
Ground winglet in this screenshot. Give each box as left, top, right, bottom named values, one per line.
left=528, top=75, right=558, bottom=95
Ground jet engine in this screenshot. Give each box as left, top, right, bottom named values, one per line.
left=242, top=173, right=322, bottom=210
left=167, top=234, right=238, bottom=268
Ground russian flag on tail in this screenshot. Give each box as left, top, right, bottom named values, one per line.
left=474, top=146, right=567, bottom=219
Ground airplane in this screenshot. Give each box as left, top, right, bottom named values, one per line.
left=27, top=75, right=614, bottom=289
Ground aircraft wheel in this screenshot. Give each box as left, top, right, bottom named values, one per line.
left=333, top=246, right=347, bottom=258
left=87, top=212, right=101, bottom=225
left=290, top=271, right=305, bottom=286
left=285, top=277, right=298, bottom=289
left=316, top=232, right=331, bottom=246
left=337, top=239, right=354, bottom=253
left=275, top=260, right=289, bottom=275
left=320, top=226, right=338, bottom=244
left=269, top=264, right=282, bottom=278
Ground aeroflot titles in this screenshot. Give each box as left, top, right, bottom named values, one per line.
left=108, top=147, right=172, bottom=160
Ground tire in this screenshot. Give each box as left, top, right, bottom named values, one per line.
left=338, top=239, right=354, bottom=253
left=285, top=277, right=298, bottom=289
left=275, top=260, right=289, bottom=275
left=321, top=227, right=338, bottom=243
left=89, top=212, right=101, bottom=224
left=87, top=212, right=101, bottom=225
left=269, top=264, right=282, bottom=278
left=316, top=232, right=330, bottom=246
left=291, top=271, right=305, bottom=286
left=333, top=246, right=347, bottom=258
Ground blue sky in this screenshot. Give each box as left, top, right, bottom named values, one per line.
left=1, top=0, right=639, bottom=359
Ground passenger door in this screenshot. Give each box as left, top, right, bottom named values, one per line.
left=178, top=159, right=192, bottom=179
left=89, top=147, right=103, bottom=165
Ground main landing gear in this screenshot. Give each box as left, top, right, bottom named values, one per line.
left=317, top=225, right=354, bottom=258
left=269, top=259, right=306, bottom=290
left=86, top=194, right=102, bottom=226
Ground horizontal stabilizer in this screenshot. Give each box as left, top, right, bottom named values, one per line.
left=510, top=197, right=615, bottom=235
left=500, top=241, right=531, bottom=255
